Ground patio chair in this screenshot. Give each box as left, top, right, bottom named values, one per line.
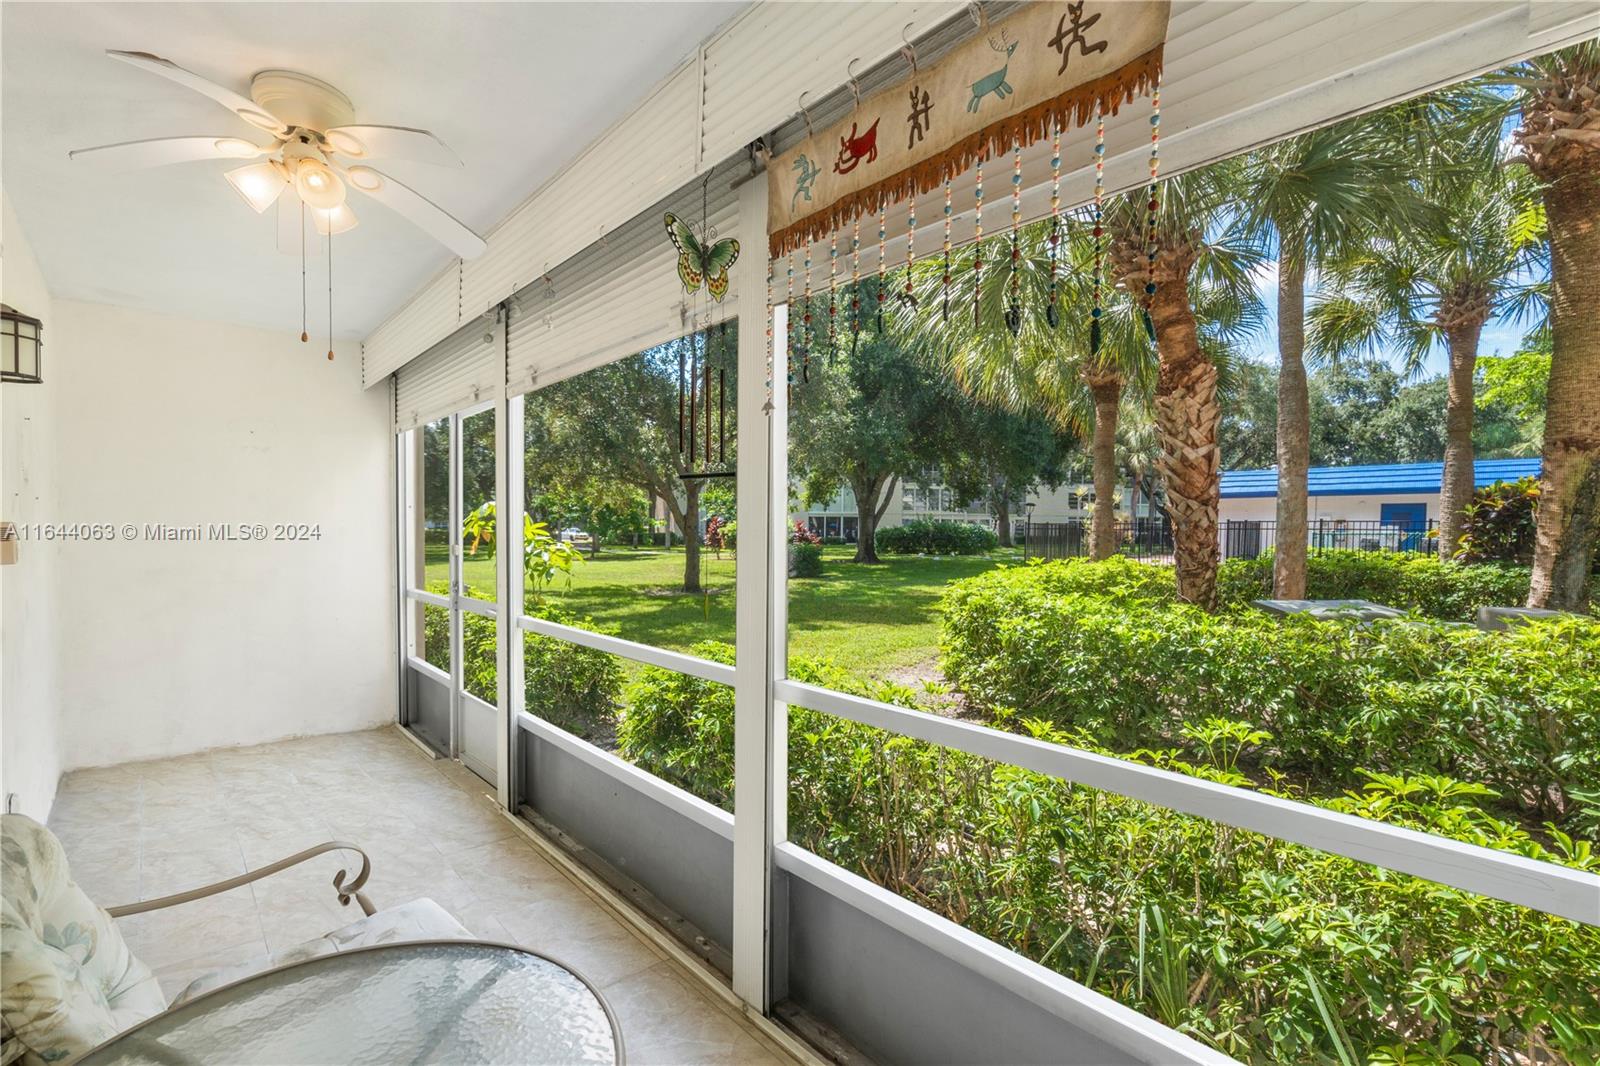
left=0, top=814, right=470, bottom=1066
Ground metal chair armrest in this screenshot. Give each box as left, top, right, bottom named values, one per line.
left=106, top=841, right=375, bottom=918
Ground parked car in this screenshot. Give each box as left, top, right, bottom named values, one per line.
left=557, top=527, right=594, bottom=550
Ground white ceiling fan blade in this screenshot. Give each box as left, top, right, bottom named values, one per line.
left=324, top=125, right=461, bottom=167
left=341, top=165, right=485, bottom=259
left=277, top=195, right=306, bottom=256
left=69, top=135, right=266, bottom=170
left=107, top=50, right=287, bottom=135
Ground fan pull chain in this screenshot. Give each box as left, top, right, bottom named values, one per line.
left=1142, top=76, right=1162, bottom=342
left=941, top=177, right=952, bottom=321
left=300, top=202, right=308, bottom=343
left=972, top=157, right=984, bottom=327
left=1047, top=123, right=1061, bottom=329
left=1091, top=101, right=1105, bottom=356
left=1006, top=141, right=1022, bottom=336
left=326, top=232, right=334, bottom=361
left=876, top=201, right=887, bottom=332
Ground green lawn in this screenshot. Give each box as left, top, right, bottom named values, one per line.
left=427, top=543, right=1019, bottom=679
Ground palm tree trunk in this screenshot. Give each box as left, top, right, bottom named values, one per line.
left=1273, top=254, right=1310, bottom=599
left=1089, top=380, right=1121, bottom=560
left=1528, top=158, right=1600, bottom=610
left=1149, top=284, right=1221, bottom=611
left=1438, top=322, right=1482, bottom=561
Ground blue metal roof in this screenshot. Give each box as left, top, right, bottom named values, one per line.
left=1220, top=458, right=1542, bottom=498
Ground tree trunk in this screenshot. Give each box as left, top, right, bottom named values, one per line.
left=1149, top=278, right=1221, bottom=611
left=994, top=490, right=1013, bottom=548
left=1088, top=379, right=1122, bottom=560
left=1438, top=321, right=1483, bottom=561
left=681, top=480, right=702, bottom=593
left=1527, top=147, right=1600, bottom=610
left=1273, top=253, right=1310, bottom=599
left=853, top=473, right=887, bottom=563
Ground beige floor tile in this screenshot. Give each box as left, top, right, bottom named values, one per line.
left=46, top=727, right=797, bottom=1066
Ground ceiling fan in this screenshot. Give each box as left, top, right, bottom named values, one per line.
left=69, top=51, right=487, bottom=260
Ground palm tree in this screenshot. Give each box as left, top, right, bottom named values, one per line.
left=897, top=219, right=1153, bottom=560
left=1104, top=160, right=1267, bottom=609
left=1239, top=118, right=1424, bottom=597
left=1489, top=43, right=1600, bottom=609
left=1309, top=157, right=1546, bottom=560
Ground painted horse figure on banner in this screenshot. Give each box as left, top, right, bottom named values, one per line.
left=834, top=118, right=880, bottom=174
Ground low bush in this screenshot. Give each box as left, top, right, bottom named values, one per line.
left=427, top=583, right=622, bottom=739
left=618, top=641, right=1600, bottom=1063
left=942, top=560, right=1600, bottom=832
left=876, top=518, right=999, bottom=556
left=1216, top=549, right=1533, bottom=620
left=1458, top=476, right=1539, bottom=564
left=789, top=542, right=824, bottom=578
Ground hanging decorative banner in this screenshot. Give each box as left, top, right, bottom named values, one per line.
left=766, top=1, right=1170, bottom=257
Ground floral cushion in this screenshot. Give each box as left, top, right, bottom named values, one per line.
left=0, top=815, right=165, bottom=1065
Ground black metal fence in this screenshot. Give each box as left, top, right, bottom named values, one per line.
left=1025, top=518, right=1439, bottom=562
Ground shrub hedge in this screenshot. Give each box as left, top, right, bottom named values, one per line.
left=941, top=560, right=1600, bottom=833
left=1215, top=550, right=1534, bottom=620
left=876, top=518, right=999, bottom=556
left=617, top=640, right=1600, bottom=1063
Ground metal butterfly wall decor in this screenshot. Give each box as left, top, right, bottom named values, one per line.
left=664, top=213, right=740, bottom=302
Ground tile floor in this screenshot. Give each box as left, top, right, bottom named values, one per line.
left=48, top=726, right=793, bottom=1066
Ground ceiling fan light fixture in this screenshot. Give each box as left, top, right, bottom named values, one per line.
left=312, top=203, right=359, bottom=236
left=294, top=157, right=345, bottom=210
left=224, top=161, right=288, bottom=214
left=324, top=129, right=365, bottom=157
left=346, top=166, right=383, bottom=193
left=213, top=137, right=261, bottom=159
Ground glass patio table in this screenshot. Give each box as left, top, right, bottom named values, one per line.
left=77, top=940, right=624, bottom=1065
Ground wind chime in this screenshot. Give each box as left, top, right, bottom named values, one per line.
left=676, top=318, right=732, bottom=476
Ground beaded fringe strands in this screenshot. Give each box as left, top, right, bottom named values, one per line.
left=1142, top=76, right=1163, bottom=342
left=827, top=232, right=838, bottom=355
left=1090, top=101, right=1106, bottom=356
left=801, top=241, right=813, bottom=383
left=902, top=197, right=917, bottom=310
left=972, top=157, right=984, bottom=327
left=780, top=257, right=789, bottom=405
left=849, top=214, right=862, bottom=354
left=1047, top=124, right=1062, bottom=329
left=1006, top=142, right=1023, bottom=336
left=941, top=177, right=953, bottom=321
left=876, top=202, right=887, bottom=332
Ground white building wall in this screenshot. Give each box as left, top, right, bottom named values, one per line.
left=48, top=301, right=396, bottom=771
left=1219, top=492, right=1438, bottom=526
left=1, top=191, right=63, bottom=820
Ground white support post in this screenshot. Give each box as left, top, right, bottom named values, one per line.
left=732, top=170, right=787, bottom=1011
left=501, top=387, right=526, bottom=809
left=447, top=411, right=463, bottom=758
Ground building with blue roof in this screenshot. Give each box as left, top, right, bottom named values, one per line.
left=1217, top=458, right=1541, bottom=551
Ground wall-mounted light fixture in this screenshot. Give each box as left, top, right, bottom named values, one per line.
left=1, top=304, right=43, bottom=384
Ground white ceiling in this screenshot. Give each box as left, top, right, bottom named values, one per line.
left=1, top=2, right=744, bottom=339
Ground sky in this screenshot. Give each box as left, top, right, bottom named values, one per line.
left=1240, top=259, right=1533, bottom=379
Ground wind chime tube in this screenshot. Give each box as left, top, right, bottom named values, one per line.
left=677, top=343, right=686, bottom=452
left=719, top=365, right=726, bottom=465
left=687, top=328, right=698, bottom=466
left=705, top=335, right=713, bottom=466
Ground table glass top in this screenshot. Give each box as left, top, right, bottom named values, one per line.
left=79, top=941, right=620, bottom=1066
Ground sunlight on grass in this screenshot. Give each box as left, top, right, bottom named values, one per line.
left=428, top=543, right=1020, bottom=678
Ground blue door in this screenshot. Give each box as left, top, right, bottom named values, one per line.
left=1380, top=502, right=1427, bottom=530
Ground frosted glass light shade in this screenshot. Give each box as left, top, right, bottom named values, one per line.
left=224, top=162, right=288, bottom=214
left=294, top=158, right=346, bottom=210
left=312, top=203, right=358, bottom=236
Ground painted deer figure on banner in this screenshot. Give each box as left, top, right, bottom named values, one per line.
left=834, top=117, right=880, bottom=174
left=969, top=31, right=1019, bottom=112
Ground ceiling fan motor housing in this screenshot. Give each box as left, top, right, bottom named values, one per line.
left=250, top=69, right=355, bottom=134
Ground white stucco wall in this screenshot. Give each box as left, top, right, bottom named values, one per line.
left=41, top=300, right=397, bottom=772
left=1220, top=492, right=1439, bottom=526
left=1, top=191, right=63, bottom=820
